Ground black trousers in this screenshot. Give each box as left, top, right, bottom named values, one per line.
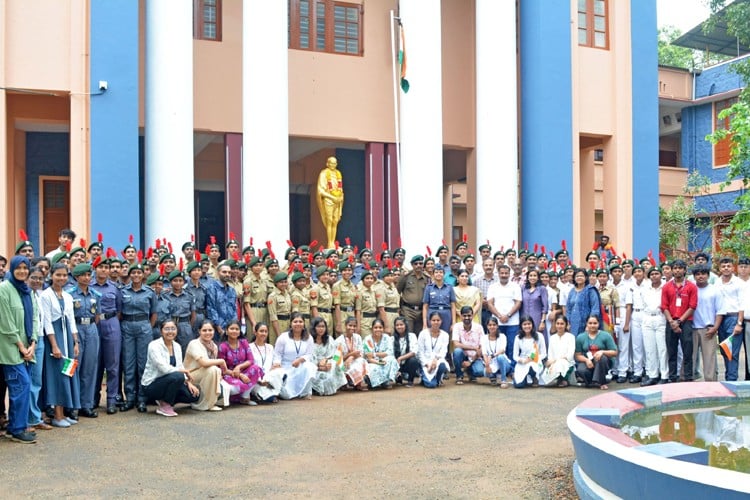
left=666, top=321, right=693, bottom=381
left=576, top=356, right=611, bottom=386
left=398, top=357, right=421, bottom=382
left=142, top=372, right=200, bottom=406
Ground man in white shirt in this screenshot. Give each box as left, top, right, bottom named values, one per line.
left=44, top=228, right=76, bottom=259
left=691, top=265, right=723, bottom=382
left=487, top=265, right=522, bottom=369
left=716, top=257, right=745, bottom=381
left=475, top=259, right=498, bottom=331
left=738, top=256, right=750, bottom=380
left=623, top=265, right=646, bottom=383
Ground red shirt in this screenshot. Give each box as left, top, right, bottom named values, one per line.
left=660, top=279, right=698, bottom=321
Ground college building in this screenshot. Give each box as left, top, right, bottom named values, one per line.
left=0, top=0, right=658, bottom=263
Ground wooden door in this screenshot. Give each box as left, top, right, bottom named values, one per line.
left=42, top=179, right=70, bottom=255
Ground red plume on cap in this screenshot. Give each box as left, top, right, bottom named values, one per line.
left=335, top=240, right=340, bottom=249
left=167, top=242, right=173, bottom=254
left=345, top=237, right=351, bottom=246
left=659, top=252, right=667, bottom=264
left=364, top=260, right=371, bottom=270
left=592, top=241, right=599, bottom=251
left=365, top=240, right=370, bottom=250
left=552, top=262, right=558, bottom=272
left=426, top=246, right=432, bottom=256
left=191, top=233, right=195, bottom=242
left=286, top=239, right=294, bottom=248
left=486, top=239, right=490, bottom=245
left=249, top=237, right=254, bottom=246
left=129, top=234, right=134, bottom=244
left=382, top=242, right=388, bottom=251
left=269, top=249, right=276, bottom=260
left=500, top=245, right=504, bottom=252
left=233, top=251, right=240, bottom=261
left=121, top=250, right=127, bottom=259
left=296, top=247, right=302, bottom=256
left=92, top=256, right=102, bottom=268
left=210, top=235, right=216, bottom=245
left=463, top=233, right=468, bottom=243
left=308, top=253, right=313, bottom=264
left=309, top=240, right=318, bottom=248
left=511, top=240, right=516, bottom=249
left=137, top=249, right=143, bottom=262
left=589, top=260, right=596, bottom=270
left=524, top=242, right=529, bottom=251
left=599, top=259, right=605, bottom=269
left=622, top=252, right=627, bottom=259
left=265, top=240, right=272, bottom=250
left=244, top=254, right=251, bottom=264
left=549, top=251, right=554, bottom=259
left=541, top=245, right=546, bottom=255
left=353, top=245, right=359, bottom=255
left=106, top=247, right=116, bottom=258
left=348, top=254, right=354, bottom=264
left=442, top=239, right=446, bottom=246
left=609, top=246, right=617, bottom=256
left=297, top=262, right=304, bottom=272
left=533, top=243, right=538, bottom=254
left=80, top=238, right=87, bottom=248
left=204, top=244, right=211, bottom=255
left=159, top=264, right=165, bottom=276
left=65, top=241, right=72, bottom=252
left=561, top=240, right=567, bottom=251
left=326, top=257, right=334, bottom=268
left=97, top=232, right=103, bottom=243
left=318, top=245, right=324, bottom=253
left=179, top=258, right=184, bottom=271
left=648, top=250, right=656, bottom=267
left=229, top=231, right=236, bottom=241
left=156, top=238, right=161, bottom=248
left=543, top=261, right=548, bottom=270
left=146, top=247, right=154, bottom=260
left=195, top=250, right=202, bottom=261
left=162, top=236, right=167, bottom=246
left=387, top=259, right=393, bottom=270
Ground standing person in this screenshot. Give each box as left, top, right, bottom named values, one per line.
left=397, top=255, right=429, bottom=334
left=596, top=268, right=619, bottom=337
left=451, top=306, right=484, bottom=384
left=27, top=266, right=50, bottom=431
left=453, top=270, right=481, bottom=324
left=290, top=271, right=312, bottom=331
left=421, top=264, right=456, bottom=334
left=44, top=228, right=76, bottom=260
left=564, top=268, right=601, bottom=336
left=185, top=261, right=208, bottom=341
left=332, top=261, right=357, bottom=336
left=0, top=256, right=40, bottom=443
left=715, top=257, right=745, bottom=382
left=521, top=269, right=549, bottom=342
left=267, top=272, right=292, bottom=344
left=90, top=256, right=123, bottom=415
left=640, top=267, right=669, bottom=386
left=67, top=263, right=101, bottom=418
left=416, top=312, right=450, bottom=388
left=476, top=259, right=498, bottom=331
left=356, top=270, right=383, bottom=337
left=738, top=256, right=750, bottom=380
left=164, top=270, right=196, bottom=354
left=486, top=265, right=522, bottom=370
left=379, top=267, right=401, bottom=333
left=691, top=265, right=722, bottom=382
left=661, top=259, right=697, bottom=383
left=310, top=265, right=334, bottom=333
left=243, top=257, right=268, bottom=332
left=40, top=263, right=81, bottom=427
left=205, top=262, right=237, bottom=343
left=120, top=263, right=157, bottom=413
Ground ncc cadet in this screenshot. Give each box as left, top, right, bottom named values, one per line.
left=478, top=243, right=492, bottom=264
left=206, top=239, right=221, bottom=279
left=379, top=266, right=401, bottom=333
left=311, top=264, right=334, bottom=333
left=87, top=235, right=104, bottom=262
left=15, top=230, right=35, bottom=258
left=159, top=253, right=177, bottom=277
left=397, top=255, right=428, bottom=334
left=182, top=240, right=196, bottom=264
left=333, top=261, right=358, bottom=335
left=392, top=247, right=407, bottom=272
left=422, top=264, right=456, bottom=333
left=68, top=263, right=101, bottom=418
left=122, top=239, right=138, bottom=267
left=290, top=270, right=312, bottom=330
left=264, top=257, right=280, bottom=290
left=356, top=269, right=383, bottom=337
left=165, top=269, right=196, bottom=354
left=243, top=256, right=268, bottom=331
left=120, top=263, right=157, bottom=413
left=455, top=240, right=468, bottom=262
left=146, top=272, right=169, bottom=340
left=267, top=271, right=292, bottom=344
left=185, top=260, right=207, bottom=320
left=225, top=234, right=240, bottom=258
left=436, top=244, right=450, bottom=268
left=352, top=247, right=373, bottom=286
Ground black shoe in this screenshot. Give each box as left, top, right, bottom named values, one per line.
left=79, top=408, right=98, bottom=418
left=616, top=376, right=627, bottom=384
left=658, top=379, right=668, bottom=385
left=106, top=405, right=117, bottom=415
left=668, top=378, right=678, bottom=383
left=640, top=378, right=656, bottom=387
left=629, top=375, right=642, bottom=384
left=65, top=410, right=79, bottom=421
left=120, top=402, right=135, bottom=412
left=136, top=403, right=147, bottom=413
left=10, top=431, right=37, bottom=444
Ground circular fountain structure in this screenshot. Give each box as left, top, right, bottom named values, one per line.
left=568, top=381, right=750, bottom=499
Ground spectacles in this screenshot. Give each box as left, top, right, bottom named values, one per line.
left=162, top=327, right=178, bottom=332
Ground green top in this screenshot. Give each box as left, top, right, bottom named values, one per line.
left=575, top=330, right=617, bottom=355
left=0, top=281, right=40, bottom=365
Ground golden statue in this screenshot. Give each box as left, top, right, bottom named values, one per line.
left=317, top=156, right=344, bottom=249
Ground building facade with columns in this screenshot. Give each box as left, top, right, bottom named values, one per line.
left=0, top=0, right=658, bottom=263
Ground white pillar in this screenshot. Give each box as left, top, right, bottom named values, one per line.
left=242, top=0, right=289, bottom=251
left=145, top=0, right=194, bottom=250
left=398, top=0, right=443, bottom=253
left=475, top=0, right=518, bottom=249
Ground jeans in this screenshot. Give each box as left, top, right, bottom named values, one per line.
left=486, top=355, right=512, bottom=381
left=497, top=324, right=519, bottom=370
left=2, top=363, right=32, bottom=436
left=718, top=315, right=742, bottom=381
left=513, top=365, right=539, bottom=388
left=452, top=348, right=484, bottom=379
left=421, top=363, right=447, bottom=388
left=28, top=340, right=45, bottom=426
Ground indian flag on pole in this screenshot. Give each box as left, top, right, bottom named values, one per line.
left=61, top=357, right=79, bottom=377
left=398, top=24, right=409, bottom=93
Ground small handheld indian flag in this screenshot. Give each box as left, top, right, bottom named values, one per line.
left=333, top=345, right=344, bottom=372
left=61, top=357, right=78, bottom=377
left=719, top=336, right=735, bottom=361
left=363, top=337, right=375, bottom=353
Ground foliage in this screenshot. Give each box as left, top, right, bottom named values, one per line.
left=659, top=172, right=714, bottom=258
left=658, top=26, right=695, bottom=69
left=704, top=0, right=750, bottom=257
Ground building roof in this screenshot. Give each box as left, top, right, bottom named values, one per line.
left=673, top=2, right=750, bottom=57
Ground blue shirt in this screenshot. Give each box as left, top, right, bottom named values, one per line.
left=206, top=279, right=237, bottom=330
left=121, top=285, right=157, bottom=317
left=90, top=280, right=122, bottom=314
left=423, top=282, right=456, bottom=309
left=66, top=285, right=102, bottom=321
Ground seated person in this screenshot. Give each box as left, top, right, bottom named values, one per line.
left=218, top=320, right=263, bottom=405
left=575, top=315, right=618, bottom=390
left=480, top=317, right=512, bottom=388
left=451, top=306, right=484, bottom=384
left=513, top=316, right=547, bottom=388
left=540, top=315, right=576, bottom=387
left=363, top=319, right=399, bottom=389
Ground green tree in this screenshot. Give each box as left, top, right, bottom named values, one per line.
left=705, top=0, right=750, bottom=257
left=658, top=25, right=695, bottom=69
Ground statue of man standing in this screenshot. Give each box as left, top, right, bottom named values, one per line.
left=317, top=156, right=344, bottom=249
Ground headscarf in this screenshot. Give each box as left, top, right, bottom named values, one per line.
left=6, top=255, right=33, bottom=343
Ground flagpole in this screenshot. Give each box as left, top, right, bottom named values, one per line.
left=389, top=9, right=403, bottom=245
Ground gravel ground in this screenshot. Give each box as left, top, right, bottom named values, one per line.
left=0, top=379, right=601, bottom=499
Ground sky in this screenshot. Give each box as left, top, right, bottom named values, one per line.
left=657, top=0, right=713, bottom=32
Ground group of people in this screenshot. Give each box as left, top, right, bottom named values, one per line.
left=0, top=230, right=748, bottom=444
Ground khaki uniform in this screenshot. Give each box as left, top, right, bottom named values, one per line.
left=310, top=282, right=334, bottom=335
left=356, top=285, right=383, bottom=337
left=267, top=289, right=292, bottom=344
left=598, top=285, right=620, bottom=328
left=243, top=273, right=268, bottom=327
left=397, top=271, right=429, bottom=334
left=381, top=283, right=401, bottom=333
left=332, top=279, right=358, bottom=334
left=291, top=286, right=312, bottom=330
left=206, top=262, right=219, bottom=279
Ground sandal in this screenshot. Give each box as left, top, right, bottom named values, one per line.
left=600, top=384, right=609, bottom=390
left=500, top=382, right=509, bottom=389
left=455, top=378, right=464, bottom=385
left=355, top=384, right=369, bottom=392
left=490, top=378, right=498, bottom=386
left=557, top=380, right=569, bottom=388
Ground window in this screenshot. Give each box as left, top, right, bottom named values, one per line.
left=578, top=0, right=608, bottom=49
left=714, top=97, right=737, bottom=167
left=289, top=0, right=363, bottom=56
left=194, top=0, right=221, bottom=41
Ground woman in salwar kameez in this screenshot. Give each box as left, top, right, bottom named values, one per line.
left=310, top=317, right=347, bottom=396
left=218, top=320, right=263, bottom=405
left=272, top=313, right=316, bottom=400
left=540, top=315, right=576, bottom=387
left=249, top=323, right=283, bottom=403
left=363, top=319, right=399, bottom=389
left=333, top=316, right=369, bottom=391
left=183, top=321, right=226, bottom=411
